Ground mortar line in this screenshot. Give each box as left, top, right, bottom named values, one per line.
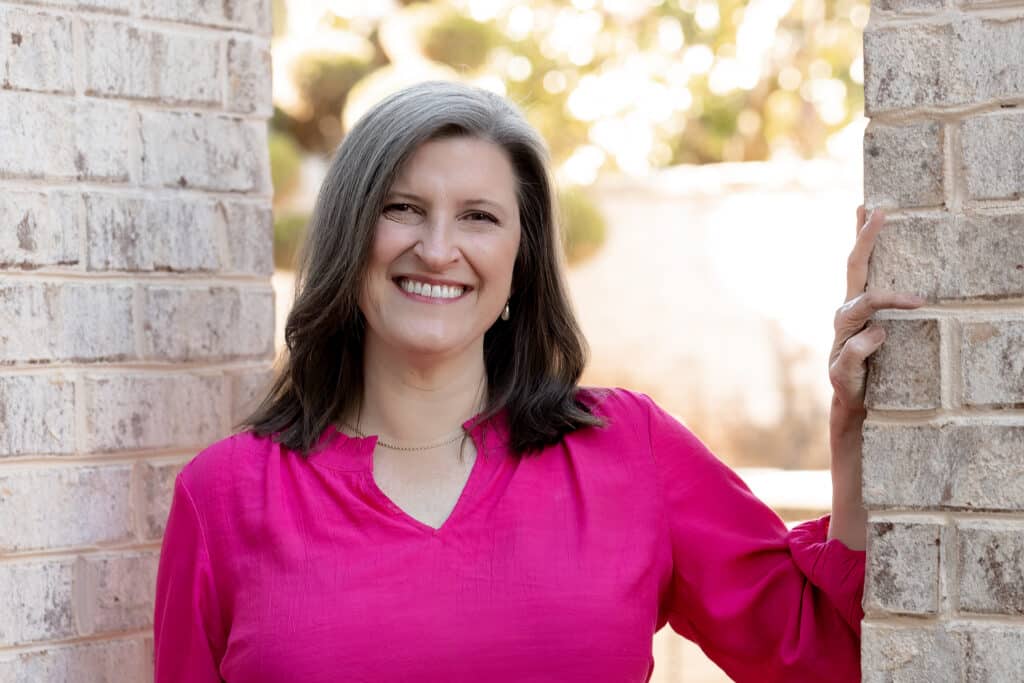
left=0, top=270, right=273, bottom=284
left=866, top=98, right=1024, bottom=125
left=0, top=359, right=276, bottom=375
left=868, top=5, right=1024, bottom=26
left=1, top=0, right=270, bottom=40
left=0, top=86, right=271, bottom=119
left=0, top=177, right=274, bottom=202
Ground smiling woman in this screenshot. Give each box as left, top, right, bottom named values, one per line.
left=153, top=80, right=924, bottom=683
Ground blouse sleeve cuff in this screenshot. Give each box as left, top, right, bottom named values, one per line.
left=787, top=514, right=866, bottom=637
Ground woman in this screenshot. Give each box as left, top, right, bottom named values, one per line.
left=154, top=80, right=925, bottom=682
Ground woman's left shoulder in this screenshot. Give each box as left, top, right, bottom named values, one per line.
left=575, top=386, right=700, bottom=446
left=575, top=385, right=656, bottom=431
left=577, top=385, right=653, bottom=414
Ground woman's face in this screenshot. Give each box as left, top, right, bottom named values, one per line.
left=359, top=136, right=522, bottom=361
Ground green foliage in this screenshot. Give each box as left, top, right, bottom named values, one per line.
left=280, top=0, right=867, bottom=169
left=268, top=130, right=302, bottom=206
left=558, top=187, right=607, bottom=265
left=273, top=212, right=310, bottom=270
left=421, top=12, right=502, bottom=71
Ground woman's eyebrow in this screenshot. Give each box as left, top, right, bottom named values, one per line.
left=387, top=190, right=507, bottom=214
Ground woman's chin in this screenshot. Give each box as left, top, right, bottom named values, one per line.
left=389, top=330, right=476, bottom=359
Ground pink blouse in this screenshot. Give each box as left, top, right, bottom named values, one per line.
left=154, top=388, right=864, bottom=682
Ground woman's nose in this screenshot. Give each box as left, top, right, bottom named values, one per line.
left=413, top=216, right=460, bottom=269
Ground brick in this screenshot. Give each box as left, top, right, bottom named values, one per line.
left=227, top=37, right=272, bottom=114
left=0, top=190, right=79, bottom=269
left=872, top=0, right=944, bottom=12
left=962, top=320, right=1024, bottom=406
left=0, top=282, right=55, bottom=361
left=11, top=0, right=133, bottom=11
left=864, top=121, right=944, bottom=210
left=0, top=93, right=135, bottom=181
left=0, top=374, right=75, bottom=456
left=0, top=638, right=148, bottom=683
left=0, top=281, right=135, bottom=363
left=61, top=282, right=136, bottom=361
left=142, top=285, right=273, bottom=361
left=862, top=623, right=965, bottom=682
left=75, top=552, right=159, bottom=634
left=83, top=19, right=221, bottom=105
left=85, top=193, right=222, bottom=272
left=83, top=373, right=227, bottom=451
left=0, top=465, right=133, bottom=552
left=140, top=0, right=271, bottom=34
left=139, top=110, right=270, bottom=192
left=238, top=287, right=275, bottom=356
left=962, top=112, right=1024, bottom=202
left=222, top=200, right=273, bottom=275
left=961, top=625, right=1024, bottom=680
left=950, top=212, right=1024, bottom=300
left=866, top=213, right=943, bottom=298
left=0, top=559, right=75, bottom=645
left=863, top=422, right=1024, bottom=510
left=229, top=366, right=274, bottom=425
left=136, top=460, right=185, bottom=539
left=957, top=519, right=1024, bottom=616
left=868, top=212, right=1024, bottom=301
left=865, top=519, right=942, bottom=615
left=864, top=18, right=1024, bottom=115
left=865, top=318, right=941, bottom=410
left=0, top=7, right=74, bottom=94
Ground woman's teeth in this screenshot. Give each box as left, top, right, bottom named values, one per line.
left=398, top=278, right=465, bottom=299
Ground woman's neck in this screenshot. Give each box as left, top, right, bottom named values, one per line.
left=353, top=336, right=488, bottom=444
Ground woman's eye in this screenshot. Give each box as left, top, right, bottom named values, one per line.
left=383, top=203, right=421, bottom=222
left=466, top=211, right=498, bottom=223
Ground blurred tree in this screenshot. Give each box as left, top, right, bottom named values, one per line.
left=270, top=0, right=867, bottom=266
left=268, top=128, right=302, bottom=207
left=558, top=187, right=607, bottom=265
left=288, top=50, right=379, bottom=152
left=421, top=11, right=504, bottom=71
left=273, top=212, right=310, bottom=271
left=275, top=0, right=866, bottom=169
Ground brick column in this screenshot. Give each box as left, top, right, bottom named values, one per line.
left=861, top=0, right=1024, bottom=677
left=0, top=0, right=274, bottom=678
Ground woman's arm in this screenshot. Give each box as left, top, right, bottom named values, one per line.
left=826, top=206, right=926, bottom=550
left=153, top=473, right=227, bottom=682
left=643, top=391, right=863, bottom=682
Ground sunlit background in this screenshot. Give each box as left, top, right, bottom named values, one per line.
left=266, top=1, right=868, bottom=679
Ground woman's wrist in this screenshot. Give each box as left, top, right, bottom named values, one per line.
left=828, top=393, right=867, bottom=550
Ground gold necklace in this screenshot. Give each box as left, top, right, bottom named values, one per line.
left=341, top=423, right=466, bottom=451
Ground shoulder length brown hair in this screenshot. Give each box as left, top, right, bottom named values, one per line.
left=239, top=80, right=602, bottom=457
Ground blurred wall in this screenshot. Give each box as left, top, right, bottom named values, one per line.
left=0, top=0, right=274, bottom=678
left=574, top=158, right=860, bottom=471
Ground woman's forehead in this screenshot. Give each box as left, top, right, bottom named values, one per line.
left=389, top=138, right=518, bottom=202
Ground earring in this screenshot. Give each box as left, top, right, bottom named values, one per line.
left=501, top=300, right=510, bottom=321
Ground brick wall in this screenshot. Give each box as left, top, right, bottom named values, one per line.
left=862, top=0, right=1024, bottom=677
left=0, top=0, right=274, bottom=678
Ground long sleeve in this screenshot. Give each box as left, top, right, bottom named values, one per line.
left=642, top=393, right=864, bottom=682
left=153, top=472, right=227, bottom=683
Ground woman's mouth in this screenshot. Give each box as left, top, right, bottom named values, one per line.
left=395, top=277, right=468, bottom=301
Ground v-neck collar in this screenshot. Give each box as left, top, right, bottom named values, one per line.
left=307, top=408, right=510, bottom=535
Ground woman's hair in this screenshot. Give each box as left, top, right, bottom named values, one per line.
left=238, top=80, right=602, bottom=457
